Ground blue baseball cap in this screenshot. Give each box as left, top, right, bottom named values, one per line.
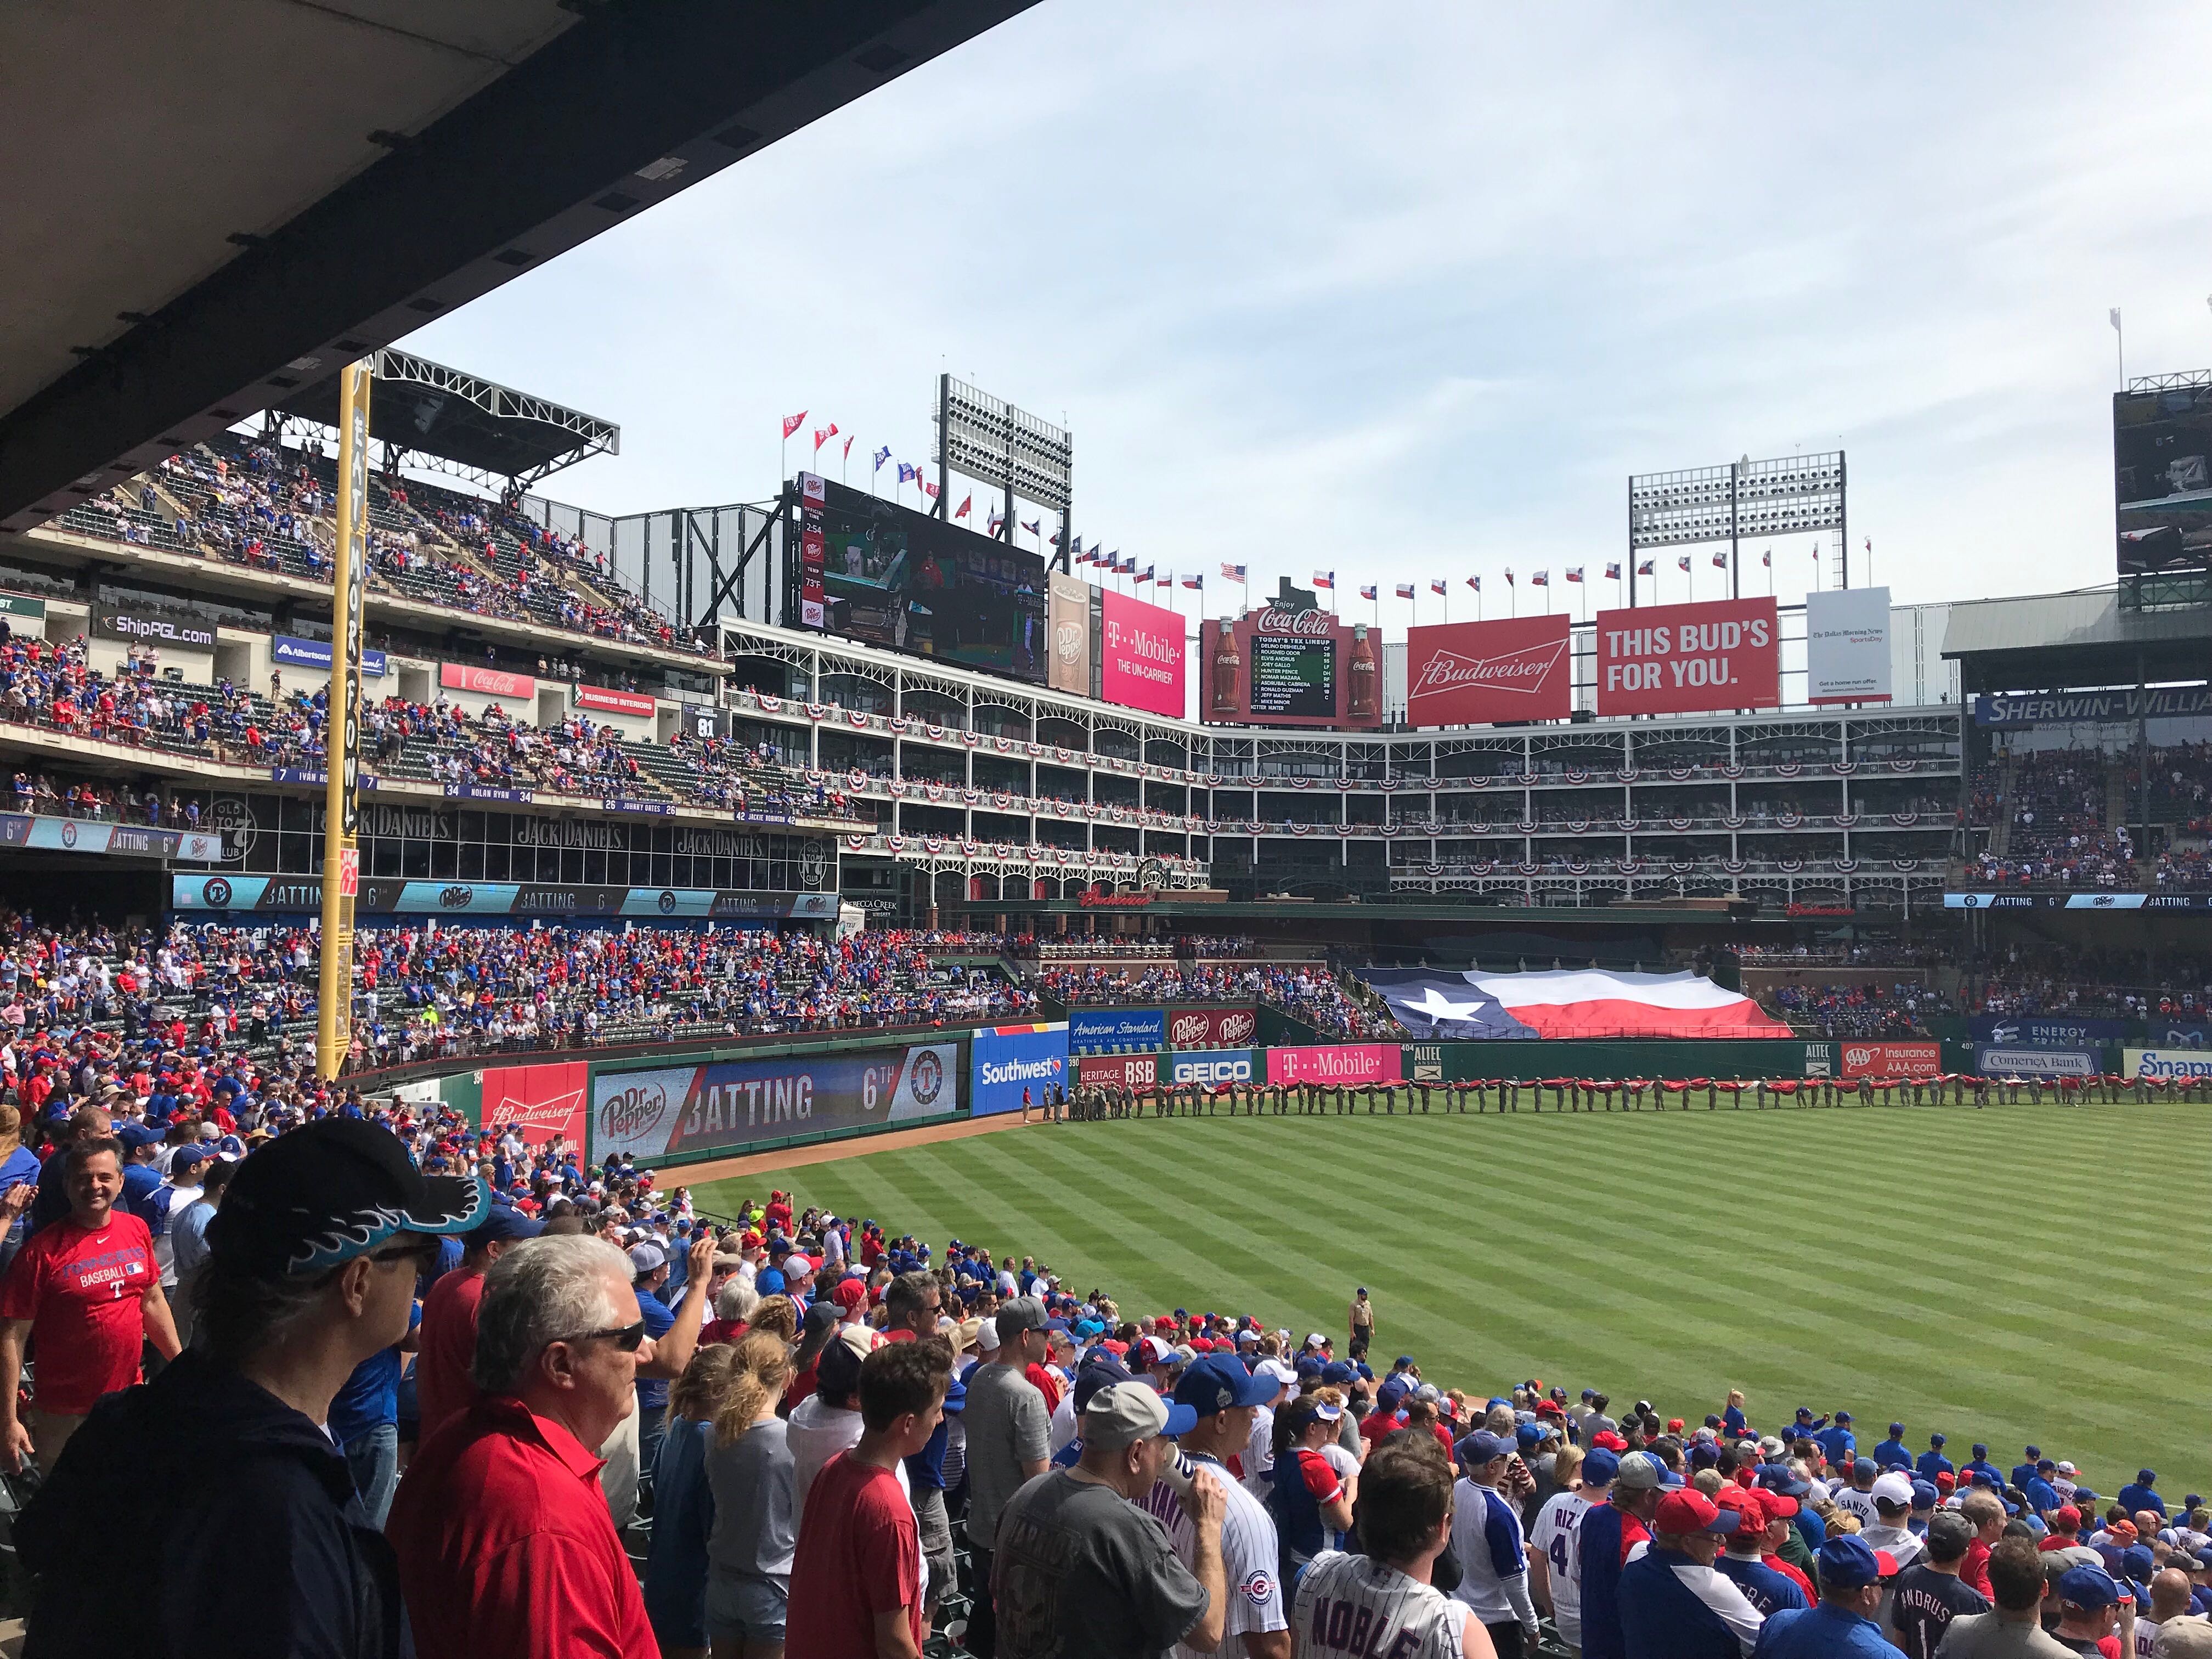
left=1911, top=1481, right=1939, bottom=1509
left=1321, top=1361, right=1356, bottom=1385
left=1835, top=1411, right=1852, bottom=1423
left=117, top=1122, right=163, bottom=1150
left=1376, top=1375, right=1410, bottom=1410
left=1457, top=1431, right=1516, bottom=1466
left=1071, top=1356, right=1135, bottom=1414
left=2123, top=1546, right=2156, bottom=1582
left=1890, top=1423, right=1906, bottom=1436
left=1972, top=1444, right=1988, bottom=1458
left=1173, top=1355, right=1276, bottom=1417
left=755, top=1268, right=786, bottom=1296
left=1758, top=1465, right=1812, bottom=1498
left=1818, top=1536, right=1897, bottom=1589
left=467, top=1204, right=546, bottom=1245
left=2058, top=1566, right=2121, bottom=1609
left=1583, top=1448, right=1622, bottom=1485
left=1516, top=1423, right=1544, bottom=1449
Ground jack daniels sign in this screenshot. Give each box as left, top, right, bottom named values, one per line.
left=205, top=793, right=833, bottom=895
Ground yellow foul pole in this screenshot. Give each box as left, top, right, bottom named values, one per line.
left=317, top=360, right=371, bottom=1082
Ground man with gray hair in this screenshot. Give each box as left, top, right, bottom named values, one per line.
left=388, top=1234, right=660, bottom=1658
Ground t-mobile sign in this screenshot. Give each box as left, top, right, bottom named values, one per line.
left=1100, top=589, right=1187, bottom=719
left=1594, top=597, right=1779, bottom=716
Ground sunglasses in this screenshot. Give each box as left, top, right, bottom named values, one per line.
left=558, top=1321, right=648, bottom=1353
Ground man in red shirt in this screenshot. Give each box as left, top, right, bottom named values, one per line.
left=388, top=1233, right=659, bottom=1659
left=0, top=1136, right=179, bottom=1472
left=412, top=1204, right=544, bottom=1441
left=786, top=1340, right=947, bottom=1659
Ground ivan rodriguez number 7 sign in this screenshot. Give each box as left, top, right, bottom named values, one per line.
left=1594, top=597, right=1780, bottom=716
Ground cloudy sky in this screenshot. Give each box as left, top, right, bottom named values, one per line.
left=407, top=0, right=2212, bottom=625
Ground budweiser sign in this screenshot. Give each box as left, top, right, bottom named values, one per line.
left=1404, top=616, right=1571, bottom=724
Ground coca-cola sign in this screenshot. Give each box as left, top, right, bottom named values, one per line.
left=1405, top=616, right=1572, bottom=726
left=1254, top=606, right=1334, bottom=636
left=1167, top=1007, right=1260, bottom=1048
left=1200, top=610, right=1381, bottom=731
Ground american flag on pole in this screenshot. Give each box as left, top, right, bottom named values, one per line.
left=1221, top=562, right=1247, bottom=582
left=1313, top=571, right=1335, bottom=590
left=1394, top=582, right=1416, bottom=600
left=1359, top=584, right=1378, bottom=600
left=782, top=411, right=807, bottom=440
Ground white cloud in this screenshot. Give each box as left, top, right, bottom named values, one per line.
left=404, top=0, right=2212, bottom=627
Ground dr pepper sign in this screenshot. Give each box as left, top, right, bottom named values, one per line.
left=1594, top=597, right=1780, bottom=716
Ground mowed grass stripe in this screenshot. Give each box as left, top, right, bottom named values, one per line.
left=693, top=1104, right=2210, bottom=1491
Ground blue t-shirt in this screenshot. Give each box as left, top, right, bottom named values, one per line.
left=2023, top=1476, right=2061, bottom=1514
left=1814, top=1427, right=1855, bottom=1467
left=1874, top=1439, right=1912, bottom=1469
left=643, top=1416, right=715, bottom=1647
left=1917, top=1451, right=1954, bottom=1480
left=905, top=1372, right=965, bottom=1492
left=2118, top=1483, right=2166, bottom=1518
left=330, top=1304, right=420, bottom=1444
left=1752, top=1601, right=1895, bottom=1659
left=635, top=1285, right=676, bottom=1414
left=121, top=1162, right=164, bottom=1222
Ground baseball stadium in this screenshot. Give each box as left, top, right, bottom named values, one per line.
left=2, top=5, right=2209, bottom=1658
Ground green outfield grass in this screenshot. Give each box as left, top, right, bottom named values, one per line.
left=693, top=1100, right=2207, bottom=1502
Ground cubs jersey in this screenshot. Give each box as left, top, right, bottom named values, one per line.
left=1294, top=1549, right=1466, bottom=1659
left=1532, top=1490, right=1594, bottom=1641
left=1145, top=1452, right=1289, bottom=1659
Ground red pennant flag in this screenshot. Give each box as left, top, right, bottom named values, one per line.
left=955, top=494, right=973, bottom=520
left=782, top=411, right=807, bottom=440
left=812, top=423, right=839, bottom=453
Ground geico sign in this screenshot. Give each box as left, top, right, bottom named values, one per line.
left=1171, top=1055, right=1252, bottom=1086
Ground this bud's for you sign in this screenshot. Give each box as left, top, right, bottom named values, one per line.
left=1594, top=597, right=1780, bottom=716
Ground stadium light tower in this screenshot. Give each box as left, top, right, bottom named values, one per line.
left=1628, top=450, right=1847, bottom=605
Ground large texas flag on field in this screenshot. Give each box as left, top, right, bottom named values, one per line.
left=1362, top=968, right=1788, bottom=1041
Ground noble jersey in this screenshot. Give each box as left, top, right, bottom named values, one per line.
left=1145, top=1452, right=1289, bottom=1659
left=1295, top=1549, right=1468, bottom=1659
left=0, top=1209, right=156, bottom=1414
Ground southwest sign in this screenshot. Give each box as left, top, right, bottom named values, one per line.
left=1404, top=615, right=1572, bottom=725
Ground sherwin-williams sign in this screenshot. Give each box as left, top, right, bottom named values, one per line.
left=1265, top=1044, right=1403, bottom=1086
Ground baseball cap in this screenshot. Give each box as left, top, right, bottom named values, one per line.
left=1872, top=1472, right=1916, bottom=1508
left=626, top=1242, right=668, bottom=1276
left=1911, top=1481, right=1939, bottom=1510
left=208, top=1118, right=489, bottom=1275
left=117, top=1122, right=162, bottom=1150
left=1818, top=1536, right=1898, bottom=1589
left=1322, top=1361, right=1356, bottom=1385
left=1929, top=1433, right=1946, bottom=1446
left=1757, top=1465, right=1812, bottom=1499
left=170, top=1142, right=215, bottom=1170
left=1457, top=1431, right=1515, bottom=1467
left=1071, top=1357, right=1135, bottom=1414
left=754, top=1268, right=786, bottom=1296
left=1583, top=1448, right=1622, bottom=1486
left=1615, top=1452, right=1669, bottom=1492
left=470, top=1204, right=547, bottom=1246
left=1655, top=1489, right=1742, bottom=1536
left=1592, top=1430, right=1629, bottom=1452
left=1835, top=1411, right=1853, bottom=1423
left=1714, top=1487, right=1767, bottom=1531
left=1176, top=1355, right=1277, bottom=1417
left=2059, top=1566, right=2122, bottom=1609
left=1890, top=1422, right=1906, bottom=1436
left=1085, top=1381, right=1198, bottom=1449
left=1972, top=1443, right=1989, bottom=1457
left=995, top=1296, right=1047, bottom=1335
left=1376, top=1376, right=1410, bottom=1410
left=2123, top=1547, right=2157, bottom=1582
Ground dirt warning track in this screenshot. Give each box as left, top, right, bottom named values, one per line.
left=670, top=1110, right=1042, bottom=1189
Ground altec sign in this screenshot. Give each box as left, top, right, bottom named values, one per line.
left=1594, top=597, right=1779, bottom=717
left=1404, top=616, right=1572, bottom=725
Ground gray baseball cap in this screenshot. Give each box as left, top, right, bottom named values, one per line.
left=1084, top=1381, right=1199, bottom=1449
left=1616, top=1451, right=1671, bottom=1492
left=995, top=1295, right=1047, bottom=1335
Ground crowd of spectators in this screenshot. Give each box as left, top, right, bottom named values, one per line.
left=1971, top=944, right=2212, bottom=1023
left=1763, top=980, right=1954, bottom=1038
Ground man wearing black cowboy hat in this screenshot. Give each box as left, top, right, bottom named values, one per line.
left=17, top=1117, right=488, bottom=1658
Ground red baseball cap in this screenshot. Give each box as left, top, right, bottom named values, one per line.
left=1714, top=1487, right=1767, bottom=1530
left=1592, top=1430, right=1629, bottom=1452
left=832, top=1279, right=865, bottom=1310
left=1656, top=1489, right=1743, bottom=1536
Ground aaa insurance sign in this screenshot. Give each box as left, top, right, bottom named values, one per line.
left=1405, top=616, right=1571, bottom=725
left=1595, top=597, right=1779, bottom=717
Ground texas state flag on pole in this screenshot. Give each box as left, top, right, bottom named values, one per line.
left=1466, top=574, right=1481, bottom=592
left=782, top=411, right=807, bottom=440
left=1182, top=572, right=1204, bottom=589
left=1022, top=519, right=1041, bottom=535
left=1529, top=569, right=1548, bottom=587
left=988, top=511, right=1005, bottom=533
left=1712, top=550, right=1728, bottom=569
left=1313, top=571, right=1335, bottom=590
left=1359, top=584, right=1378, bottom=600
left=1430, top=579, right=1447, bottom=596
left=1761, top=549, right=1771, bottom=567
left=1070, top=535, right=1084, bottom=560
left=1638, top=559, right=1655, bottom=575
left=1504, top=567, right=1515, bottom=585
left=1155, top=570, right=1172, bottom=588
left=1394, top=582, right=1416, bottom=600
left=1564, top=567, right=1583, bottom=584
left=1605, top=562, right=1622, bottom=580
left=1118, top=554, right=1135, bottom=573
left=1677, top=555, right=1691, bottom=573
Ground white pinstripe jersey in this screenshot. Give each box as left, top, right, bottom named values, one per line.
left=1293, top=1550, right=1466, bottom=1659
left=1143, top=1453, right=1289, bottom=1659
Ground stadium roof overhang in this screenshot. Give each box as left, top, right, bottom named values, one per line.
left=962, top=899, right=1791, bottom=925
left=278, top=348, right=617, bottom=490
left=1940, top=589, right=2212, bottom=692
left=0, top=0, right=1037, bottom=533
